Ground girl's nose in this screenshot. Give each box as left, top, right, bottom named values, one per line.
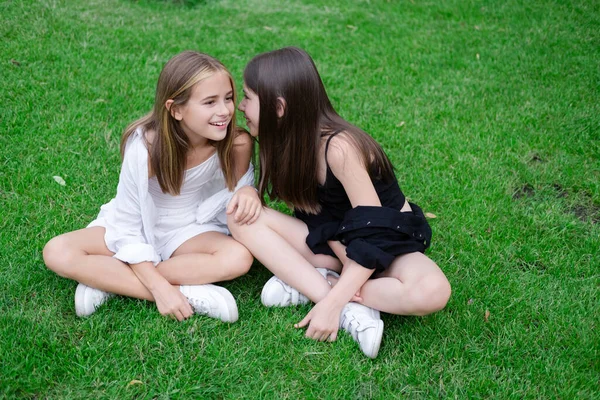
left=218, top=101, right=231, bottom=115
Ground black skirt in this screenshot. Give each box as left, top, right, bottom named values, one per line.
left=299, top=203, right=432, bottom=272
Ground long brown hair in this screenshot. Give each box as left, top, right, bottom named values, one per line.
left=243, top=47, right=395, bottom=214
left=120, top=51, right=239, bottom=194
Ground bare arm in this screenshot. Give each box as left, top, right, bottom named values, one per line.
left=232, top=128, right=253, bottom=182
left=129, top=262, right=193, bottom=321
left=320, top=135, right=380, bottom=305
left=227, top=129, right=261, bottom=224
left=296, top=134, right=381, bottom=340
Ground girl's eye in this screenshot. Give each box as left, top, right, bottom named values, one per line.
left=205, top=100, right=215, bottom=105
left=226, top=96, right=234, bottom=101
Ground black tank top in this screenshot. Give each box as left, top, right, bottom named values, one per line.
left=296, top=132, right=406, bottom=227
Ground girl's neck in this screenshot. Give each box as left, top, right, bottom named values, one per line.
left=186, top=134, right=210, bottom=150
left=186, top=140, right=216, bottom=170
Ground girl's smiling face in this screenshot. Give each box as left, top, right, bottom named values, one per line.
left=238, top=85, right=260, bottom=137
left=173, top=71, right=235, bottom=145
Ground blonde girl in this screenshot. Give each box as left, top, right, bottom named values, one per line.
left=44, top=51, right=261, bottom=322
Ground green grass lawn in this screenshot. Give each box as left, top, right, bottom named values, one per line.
left=1, top=0, right=598, bottom=398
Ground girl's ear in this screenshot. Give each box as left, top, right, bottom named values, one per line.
left=165, top=99, right=183, bottom=121
left=276, top=97, right=287, bottom=118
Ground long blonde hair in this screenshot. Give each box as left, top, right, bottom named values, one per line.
left=120, top=51, right=239, bottom=194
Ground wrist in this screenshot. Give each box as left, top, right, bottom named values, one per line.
left=320, top=293, right=347, bottom=310
left=148, top=278, right=171, bottom=294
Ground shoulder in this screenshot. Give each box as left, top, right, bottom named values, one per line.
left=123, top=127, right=153, bottom=154
left=144, top=128, right=156, bottom=145
left=232, top=127, right=253, bottom=158
left=121, top=128, right=152, bottom=177
left=325, top=131, right=362, bottom=170
left=232, top=127, right=252, bottom=147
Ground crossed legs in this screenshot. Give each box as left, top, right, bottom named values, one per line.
left=43, top=226, right=252, bottom=301
left=229, top=208, right=451, bottom=316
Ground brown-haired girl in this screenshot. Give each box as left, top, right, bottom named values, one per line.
left=44, top=51, right=261, bottom=322
left=231, top=47, right=451, bottom=358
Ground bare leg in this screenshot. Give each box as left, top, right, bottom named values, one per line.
left=327, top=240, right=450, bottom=316
left=44, top=228, right=253, bottom=298
left=157, top=231, right=253, bottom=285
left=360, top=252, right=450, bottom=315
left=228, top=209, right=340, bottom=303
left=43, top=227, right=154, bottom=300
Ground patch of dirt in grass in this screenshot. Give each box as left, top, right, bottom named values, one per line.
left=552, top=183, right=568, bottom=198
left=570, top=203, right=599, bottom=224
left=513, top=182, right=598, bottom=224
left=512, top=183, right=535, bottom=199
left=529, top=153, right=545, bottom=163
left=564, top=187, right=599, bottom=224
left=516, top=259, right=547, bottom=272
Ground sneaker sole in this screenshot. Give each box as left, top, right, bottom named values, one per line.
left=363, top=320, right=384, bottom=359
left=74, top=284, right=92, bottom=317
left=206, top=284, right=239, bottom=323
left=260, top=276, right=282, bottom=307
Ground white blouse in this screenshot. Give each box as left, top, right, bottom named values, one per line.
left=91, top=128, right=254, bottom=266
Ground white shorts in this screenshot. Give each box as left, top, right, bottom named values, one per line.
left=89, top=206, right=229, bottom=261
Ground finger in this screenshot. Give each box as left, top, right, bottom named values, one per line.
left=179, top=296, right=194, bottom=316
left=247, top=205, right=260, bottom=223
left=237, top=206, right=249, bottom=224
left=240, top=208, right=255, bottom=225
left=226, top=194, right=238, bottom=214
left=175, top=310, right=185, bottom=322
left=295, top=314, right=310, bottom=329
left=305, top=327, right=318, bottom=340
left=248, top=207, right=261, bottom=225
left=318, top=332, right=330, bottom=342
left=182, top=305, right=193, bottom=319
left=235, top=200, right=248, bottom=222
left=238, top=201, right=250, bottom=223
left=328, top=331, right=338, bottom=342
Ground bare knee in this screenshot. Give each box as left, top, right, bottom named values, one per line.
left=412, top=275, right=451, bottom=316
left=227, top=213, right=261, bottom=243
left=43, top=235, right=76, bottom=278
left=218, top=241, right=253, bottom=280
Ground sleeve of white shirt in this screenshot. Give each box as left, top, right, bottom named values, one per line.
left=104, top=135, right=161, bottom=266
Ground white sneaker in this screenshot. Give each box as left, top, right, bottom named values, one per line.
left=260, top=268, right=341, bottom=307
left=316, top=267, right=339, bottom=284
left=180, top=284, right=238, bottom=323
left=340, top=302, right=384, bottom=359
left=74, top=283, right=113, bottom=317
left=261, top=276, right=309, bottom=307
